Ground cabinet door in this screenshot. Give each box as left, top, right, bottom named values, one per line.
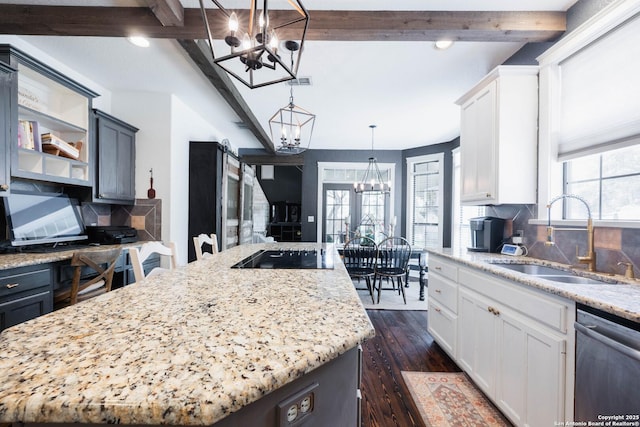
left=457, top=288, right=497, bottom=396
left=460, top=80, right=497, bottom=204
left=0, top=62, right=12, bottom=195
left=0, top=289, right=52, bottom=331
left=496, top=313, right=565, bottom=427
left=95, top=110, right=137, bottom=203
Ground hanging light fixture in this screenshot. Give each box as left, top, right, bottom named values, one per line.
left=199, top=0, right=309, bottom=89
left=268, top=46, right=315, bottom=155
left=354, top=125, right=391, bottom=194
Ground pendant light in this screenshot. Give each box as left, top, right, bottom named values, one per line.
left=354, top=125, right=391, bottom=194
left=268, top=45, right=315, bottom=154
left=199, top=0, right=310, bottom=89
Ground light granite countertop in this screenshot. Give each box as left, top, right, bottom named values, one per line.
left=0, top=242, right=142, bottom=270
left=0, top=243, right=375, bottom=426
left=427, top=247, right=640, bottom=323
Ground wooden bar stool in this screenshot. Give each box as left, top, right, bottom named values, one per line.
left=54, top=247, right=122, bottom=308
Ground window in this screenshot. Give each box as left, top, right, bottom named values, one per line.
left=564, top=144, right=640, bottom=220
left=317, top=162, right=395, bottom=243
left=452, top=148, right=485, bottom=248
left=407, top=154, right=443, bottom=248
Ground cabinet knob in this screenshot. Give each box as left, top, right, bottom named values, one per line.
left=0, top=184, right=8, bottom=191
left=6, top=283, right=19, bottom=289
left=434, top=307, right=441, bottom=313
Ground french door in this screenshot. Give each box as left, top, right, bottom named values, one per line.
left=322, top=184, right=389, bottom=244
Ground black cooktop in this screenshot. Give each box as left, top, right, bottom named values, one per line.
left=231, top=249, right=334, bottom=269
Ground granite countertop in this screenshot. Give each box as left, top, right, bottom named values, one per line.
left=0, top=243, right=375, bottom=426
left=0, top=242, right=142, bottom=270
left=427, top=248, right=640, bottom=323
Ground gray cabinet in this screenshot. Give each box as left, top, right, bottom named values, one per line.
left=93, top=109, right=137, bottom=204
left=0, top=45, right=98, bottom=187
left=0, top=264, right=52, bottom=331
left=0, top=61, right=14, bottom=196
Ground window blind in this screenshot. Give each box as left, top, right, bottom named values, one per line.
left=557, top=13, right=640, bottom=160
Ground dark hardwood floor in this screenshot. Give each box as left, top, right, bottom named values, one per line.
left=360, top=310, right=461, bottom=427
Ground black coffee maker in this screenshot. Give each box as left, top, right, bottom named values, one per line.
left=468, top=216, right=505, bottom=253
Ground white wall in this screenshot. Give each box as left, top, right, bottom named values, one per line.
left=112, top=91, right=226, bottom=265
left=0, top=35, right=112, bottom=110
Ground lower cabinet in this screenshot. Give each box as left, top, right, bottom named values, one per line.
left=427, top=255, right=459, bottom=358
left=427, top=254, right=575, bottom=426
left=0, top=265, right=52, bottom=331
left=458, top=286, right=566, bottom=426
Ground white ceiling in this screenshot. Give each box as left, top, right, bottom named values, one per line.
left=4, top=0, right=578, bottom=151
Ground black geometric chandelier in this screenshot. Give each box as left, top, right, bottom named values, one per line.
left=354, top=125, right=391, bottom=194
left=199, top=0, right=310, bottom=89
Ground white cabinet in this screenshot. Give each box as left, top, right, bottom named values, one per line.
left=456, top=66, right=538, bottom=205
left=456, top=266, right=573, bottom=427
left=427, top=255, right=458, bottom=359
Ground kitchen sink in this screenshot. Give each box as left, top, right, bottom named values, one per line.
left=490, top=262, right=625, bottom=285
left=494, top=263, right=571, bottom=276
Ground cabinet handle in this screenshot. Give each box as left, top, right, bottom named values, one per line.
left=488, top=306, right=501, bottom=316
left=486, top=193, right=492, bottom=198
left=434, top=266, right=442, bottom=271
left=435, top=289, right=442, bottom=293
left=0, top=184, right=8, bottom=191
left=487, top=306, right=494, bottom=314
left=6, top=283, right=19, bottom=289
left=434, top=307, right=441, bottom=313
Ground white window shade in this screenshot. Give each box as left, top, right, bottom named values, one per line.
left=557, top=13, right=640, bottom=160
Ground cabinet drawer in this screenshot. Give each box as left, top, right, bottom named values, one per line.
left=0, top=267, right=51, bottom=300
left=428, top=274, right=457, bottom=313
left=428, top=300, right=457, bottom=358
left=429, top=255, right=458, bottom=282
left=459, top=267, right=569, bottom=333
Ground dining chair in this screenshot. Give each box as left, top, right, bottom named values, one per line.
left=193, top=233, right=219, bottom=260
left=129, top=241, right=177, bottom=283
left=343, top=236, right=377, bottom=303
left=54, top=247, right=122, bottom=308
left=374, top=236, right=412, bottom=304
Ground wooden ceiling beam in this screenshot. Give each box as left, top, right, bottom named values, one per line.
left=0, top=6, right=565, bottom=42
left=240, top=154, right=305, bottom=166
left=177, top=39, right=276, bottom=154
left=145, top=0, right=184, bottom=27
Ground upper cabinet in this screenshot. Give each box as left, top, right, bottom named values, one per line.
left=0, top=61, right=14, bottom=196
left=93, top=109, right=138, bottom=204
left=0, top=45, right=98, bottom=187
left=456, top=66, right=538, bottom=205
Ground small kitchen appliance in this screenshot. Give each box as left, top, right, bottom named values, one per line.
left=468, top=216, right=505, bottom=253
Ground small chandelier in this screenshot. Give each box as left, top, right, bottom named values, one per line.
left=269, top=83, right=315, bottom=155
left=354, top=125, right=391, bottom=194
left=199, top=0, right=310, bottom=89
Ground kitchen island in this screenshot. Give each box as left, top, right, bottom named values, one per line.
left=0, top=243, right=375, bottom=426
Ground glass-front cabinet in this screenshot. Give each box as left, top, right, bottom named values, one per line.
left=0, top=45, right=98, bottom=187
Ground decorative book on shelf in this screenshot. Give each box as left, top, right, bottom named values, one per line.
left=18, top=120, right=42, bottom=151
left=41, top=133, right=81, bottom=159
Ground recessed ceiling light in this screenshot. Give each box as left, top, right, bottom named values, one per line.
left=434, top=40, right=454, bottom=50
left=127, top=36, right=150, bottom=48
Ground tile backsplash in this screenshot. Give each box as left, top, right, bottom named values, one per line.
left=488, top=204, right=639, bottom=277
left=81, top=199, right=162, bottom=241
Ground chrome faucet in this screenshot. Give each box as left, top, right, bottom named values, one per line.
left=546, top=194, right=596, bottom=272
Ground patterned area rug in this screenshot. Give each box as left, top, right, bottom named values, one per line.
left=401, top=372, right=512, bottom=427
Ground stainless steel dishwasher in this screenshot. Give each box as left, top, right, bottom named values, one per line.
left=574, top=304, right=640, bottom=422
